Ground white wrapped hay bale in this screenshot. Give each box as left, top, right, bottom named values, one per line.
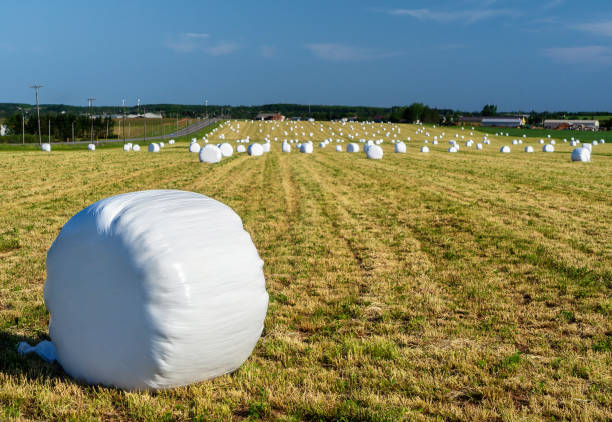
left=236, top=145, right=246, bottom=153
left=43, top=190, right=268, bottom=390
left=160, top=142, right=165, bottom=148
left=262, top=143, right=271, bottom=153
left=148, top=143, right=160, bottom=153
left=199, top=145, right=222, bottom=163
left=133, top=145, right=141, bottom=152
left=347, top=143, right=360, bottom=153
left=476, top=143, right=483, bottom=150
left=366, top=144, right=383, bottom=159
left=168, top=140, right=175, bottom=145
left=300, top=143, right=313, bottom=154
left=88, top=144, right=96, bottom=151
left=394, top=142, right=406, bottom=153
left=420, top=146, right=429, bottom=153
left=42, top=143, right=51, bottom=152
left=281, top=142, right=291, bottom=153
left=571, top=147, right=591, bottom=162
left=542, top=144, right=554, bottom=153
left=123, top=144, right=132, bottom=152
left=219, top=143, right=233, bottom=158
left=189, top=143, right=201, bottom=153
left=524, top=146, right=534, bottom=153
left=583, top=143, right=592, bottom=152
left=336, top=145, right=342, bottom=152
left=500, top=146, right=511, bottom=153
left=248, top=143, right=264, bottom=156
left=448, top=146, right=458, bottom=153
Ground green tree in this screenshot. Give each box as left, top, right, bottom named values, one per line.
left=481, top=104, right=497, bottom=116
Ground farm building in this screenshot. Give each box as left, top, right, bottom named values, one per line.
left=543, top=120, right=599, bottom=130
left=458, top=116, right=483, bottom=126
left=481, top=117, right=526, bottom=127
left=256, top=113, right=285, bottom=121
left=0, top=124, right=7, bottom=136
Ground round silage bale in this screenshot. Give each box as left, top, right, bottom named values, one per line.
left=300, top=143, right=313, bottom=154
left=421, top=146, right=429, bottom=153
left=133, top=145, right=141, bottom=152
left=148, top=143, right=160, bottom=153
left=524, top=146, right=534, bottom=153
left=248, top=143, right=264, bottom=156
left=347, top=143, right=360, bottom=153
left=123, top=144, right=132, bottom=152
left=500, top=146, right=511, bottom=153
left=219, top=143, right=233, bottom=157
left=571, top=148, right=591, bottom=162
left=366, top=144, right=383, bottom=159
left=42, top=143, right=51, bottom=152
left=189, top=143, right=201, bottom=153
left=236, top=145, right=246, bottom=153
left=199, top=145, right=222, bottom=163
left=88, top=144, right=96, bottom=151
left=43, top=190, right=268, bottom=390
left=542, top=144, right=554, bottom=152
left=394, top=142, right=406, bottom=153
left=336, top=145, right=342, bottom=152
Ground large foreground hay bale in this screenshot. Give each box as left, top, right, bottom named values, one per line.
left=43, top=190, right=268, bottom=390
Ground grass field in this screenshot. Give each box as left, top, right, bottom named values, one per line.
left=474, top=126, right=610, bottom=142
left=0, top=120, right=610, bottom=420
left=112, top=117, right=197, bottom=139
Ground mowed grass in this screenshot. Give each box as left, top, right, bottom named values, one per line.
left=0, top=120, right=611, bottom=421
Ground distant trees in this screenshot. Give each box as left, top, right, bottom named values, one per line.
left=401, top=103, right=441, bottom=124
left=4, top=113, right=115, bottom=142
left=481, top=104, right=497, bottom=116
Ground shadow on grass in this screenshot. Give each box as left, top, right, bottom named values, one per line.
left=0, top=331, right=70, bottom=384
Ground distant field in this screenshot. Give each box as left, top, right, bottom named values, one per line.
left=474, top=126, right=610, bottom=142
left=111, top=117, right=197, bottom=139
left=0, top=120, right=610, bottom=420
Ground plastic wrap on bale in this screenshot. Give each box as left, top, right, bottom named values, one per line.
left=43, top=190, right=269, bottom=390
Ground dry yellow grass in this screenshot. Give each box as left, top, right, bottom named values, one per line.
left=0, top=121, right=610, bottom=421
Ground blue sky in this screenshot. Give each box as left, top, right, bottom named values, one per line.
left=1, top=0, right=611, bottom=111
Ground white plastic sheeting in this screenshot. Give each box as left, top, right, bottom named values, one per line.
left=347, top=143, right=360, bottom=153
left=88, top=144, right=96, bottom=151
left=189, top=143, right=201, bottom=153
left=300, top=143, right=313, bottom=154
left=18, top=340, right=57, bottom=363
left=199, top=145, right=222, bottom=163
left=571, top=147, right=591, bottom=162
left=43, top=190, right=268, bottom=390
left=219, top=143, right=233, bottom=158
left=366, top=145, right=383, bottom=160
left=248, top=143, right=264, bottom=156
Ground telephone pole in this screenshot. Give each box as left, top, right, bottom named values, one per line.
left=88, top=98, right=95, bottom=143
left=30, top=84, right=43, bottom=145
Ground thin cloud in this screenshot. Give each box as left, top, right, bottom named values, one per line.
left=305, top=43, right=401, bottom=62
left=184, top=32, right=209, bottom=39
left=543, top=45, right=612, bottom=64
left=541, top=0, right=563, bottom=10
left=259, top=45, right=277, bottom=58
left=573, top=21, right=612, bottom=37
left=205, top=42, right=240, bottom=56
left=164, top=32, right=209, bottom=53
left=388, top=8, right=519, bottom=24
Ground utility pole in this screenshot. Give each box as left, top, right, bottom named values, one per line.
left=88, top=98, right=96, bottom=143
left=176, top=114, right=178, bottom=135
left=137, top=97, right=141, bottom=115
left=30, top=84, right=43, bottom=145
left=205, top=99, right=208, bottom=119
left=72, top=121, right=74, bottom=142
left=122, top=99, right=126, bottom=143
left=48, top=118, right=51, bottom=143
left=18, top=107, right=25, bottom=144
left=144, top=108, right=147, bottom=142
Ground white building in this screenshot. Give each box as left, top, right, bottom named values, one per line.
left=481, top=117, right=525, bottom=127
left=0, top=124, right=7, bottom=136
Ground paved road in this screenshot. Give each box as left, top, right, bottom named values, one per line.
left=46, top=118, right=221, bottom=145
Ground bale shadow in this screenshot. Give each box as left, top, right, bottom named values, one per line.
left=0, top=331, right=71, bottom=384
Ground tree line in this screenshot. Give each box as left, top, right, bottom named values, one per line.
left=3, top=113, right=115, bottom=142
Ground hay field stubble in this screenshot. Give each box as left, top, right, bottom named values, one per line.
left=0, top=121, right=610, bottom=421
